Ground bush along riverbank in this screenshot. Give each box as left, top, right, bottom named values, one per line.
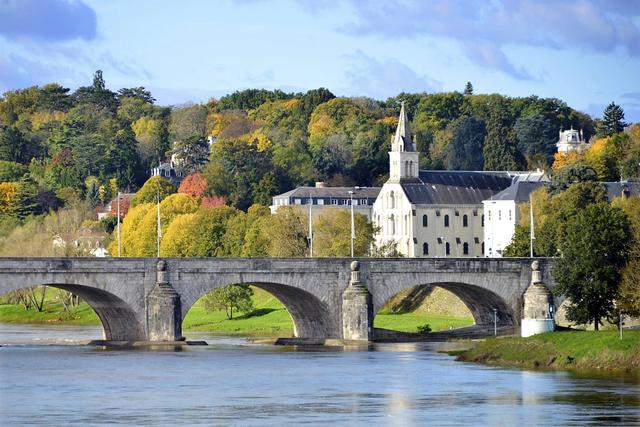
left=455, top=330, right=640, bottom=374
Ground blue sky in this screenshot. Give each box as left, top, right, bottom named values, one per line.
left=1, top=0, right=639, bottom=121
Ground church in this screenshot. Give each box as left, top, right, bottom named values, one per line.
left=372, top=103, right=547, bottom=257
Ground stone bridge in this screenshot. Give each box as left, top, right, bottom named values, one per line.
left=0, top=257, right=555, bottom=342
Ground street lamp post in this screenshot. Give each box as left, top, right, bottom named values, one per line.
left=493, top=308, right=498, bottom=336
left=117, top=192, right=121, bottom=257
left=349, top=190, right=355, bottom=258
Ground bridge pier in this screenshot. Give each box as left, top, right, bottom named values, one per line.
left=147, top=260, right=184, bottom=342
left=521, top=261, right=555, bottom=337
left=342, top=261, right=373, bottom=341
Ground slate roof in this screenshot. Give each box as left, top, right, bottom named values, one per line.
left=488, top=181, right=550, bottom=202
left=602, top=181, right=640, bottom=200
left=401, top=171, right=516, bottom=205
left=275, top=186, right=381, bottom=199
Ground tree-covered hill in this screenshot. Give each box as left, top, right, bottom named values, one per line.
left=0, top=70, right=626, bottom=223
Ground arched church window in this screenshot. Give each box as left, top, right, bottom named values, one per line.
left=422, top=214, right=428, bottom=227
left=389, top=191, right=395, bottom=209
left=463, top=214, right=468, bottom=227
left=445, top=242, right=450, bottom=255
left=444, top=215, right=449, bottom=227
left=423, top=242, right=429, bottom=255
left=463, top=242, right=469, bottom=255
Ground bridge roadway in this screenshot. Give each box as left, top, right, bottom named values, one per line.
left=0, top=257, right=555, bottom=342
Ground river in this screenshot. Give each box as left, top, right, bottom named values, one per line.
left=0, top=324, right=638, bottom=426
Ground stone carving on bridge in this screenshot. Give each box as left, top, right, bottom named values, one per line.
left=147, top=260, right=184, bottom=342
left=342, top=261, right=374, bottom=341
left=521, top=260, right=555, bottom=337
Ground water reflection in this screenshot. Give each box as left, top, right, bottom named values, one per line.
left=1, top=324, right=639, bottom=426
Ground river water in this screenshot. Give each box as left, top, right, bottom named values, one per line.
left=0, top=324, right=638, bottom=426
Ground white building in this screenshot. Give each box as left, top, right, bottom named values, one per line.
left=270, top=184, right=380, bottom=221
left=483, top=181, right=549, bottom=257
left=373, top=102, right=547, bottom=258
left=556, top=127, right=587, bottom=153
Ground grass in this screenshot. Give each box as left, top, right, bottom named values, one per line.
left=458, top=330, right=640, bottom=373
left=0, top=301, right=100, bottom=325
left=182, top=288, right=295, bottom=337
left=374, top=311, right=474, bottom=332
left=1, top=286, right=475, bottom=337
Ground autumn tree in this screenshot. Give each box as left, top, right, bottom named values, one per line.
left=130, top=176, right=176, bottom=207
left=313, top=210, right=375, bottom=257
left=178, top=172, right=208, bottom=197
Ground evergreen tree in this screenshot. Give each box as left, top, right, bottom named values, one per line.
left=463, top=82, right=473, bottom=95
left=446, top=115, right=485, bottom=170
left=13, top=175, right=41, bottom=219
left=599, top=102, right=627, bottom=136
left=483, top=114, right=518, bottom=170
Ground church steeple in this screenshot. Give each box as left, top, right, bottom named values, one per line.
left=388, top=102, right=419, bottom=182
left=392, top=102, right=415, bottom=152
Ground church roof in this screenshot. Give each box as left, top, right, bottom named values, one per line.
left=488, top=181, right=550, bottom=202
left=401, top=170, right=516, bottom=205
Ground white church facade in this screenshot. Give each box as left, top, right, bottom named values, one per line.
left=372, top=103, right=547, bottom=258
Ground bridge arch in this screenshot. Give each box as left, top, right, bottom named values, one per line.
left=0, top=283, right=145, bottom=341
left=372, top=281, right=516, bottom=327
left=179, top=280, right=334, bottom=339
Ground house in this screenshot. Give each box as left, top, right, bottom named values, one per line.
left=97, top=193, right=135, bottom=220
left=372, top=102, right=547, bottom=258
left=151, top=160, right=183, bottom=186
left=556, top=127, right=588, bottom=153
left=270, top=183, right=380, bottom=221
left=52, top=229, right=109, bottom=257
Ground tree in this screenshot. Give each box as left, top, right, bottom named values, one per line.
left=201, top=284, right=254, bottom=319
left=463, top=82, right=473, bottom=96
left=553, top=203, right=631, bottom=330
left=514, top=115, right=557, bottom=167
left=117, top=87, right=155, bottom=104
left=483, top=104, right=519, bottom=171
left=169, top=104, right=208, bottom=141
left=598, top=102, right=627, bottom=137
left=263, top=206, right=308, bottom=257
left=550, top=164, right=598, bottom=194
left=130, top=176, right=176, bottom=207
left=612, top=195, right=640, bottom=317
left=313, top=210, right=374, bottom=257
left=178, top=172, right=207, bottom=197
left=170, top=135, right=210, bottom=175
left=446, top=115, right=485, bottom=170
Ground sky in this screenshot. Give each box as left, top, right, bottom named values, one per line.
left=0, top=0, right=639, bottom=121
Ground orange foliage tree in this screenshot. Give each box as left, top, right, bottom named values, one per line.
left=178, top=172, right=207, bottom=197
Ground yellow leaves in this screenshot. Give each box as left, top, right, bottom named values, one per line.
left=308, top=114, right=334, bottom=139
left=160, top=213, right=198, bottom=257
left=378, top=116, right=398, bottom=129
left=281, top=98, right=300, bottom=110
left=246, top=130, right=272, bottom=151
left=31, top=111, right=65, bottom=131
left=132, top=116, right=162, bottom=140
left=552, top=151, right=582, bottom=171
left=0, top=182, right=18, bottom=215
left=584, top=136, right=621, bottom=180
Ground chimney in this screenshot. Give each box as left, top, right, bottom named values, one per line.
left=315, top=182, right=327, bottom=188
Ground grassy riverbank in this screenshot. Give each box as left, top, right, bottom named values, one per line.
left=457, top=330, right=640, bottom=374
left=0, top=286, right=474, bottom=337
